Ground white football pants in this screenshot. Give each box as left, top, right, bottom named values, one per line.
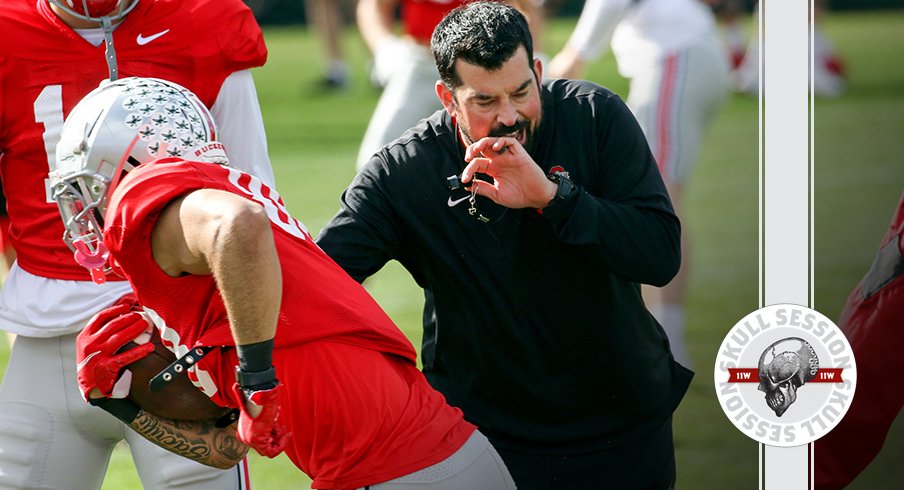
left=0, top=333, right=250, bottom=490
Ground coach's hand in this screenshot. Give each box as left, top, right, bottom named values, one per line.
left=462, top=136, right=557, bottom=209
left=232, top=382, right=290, bottom=458
left=77, top=295, right=155, bottom=401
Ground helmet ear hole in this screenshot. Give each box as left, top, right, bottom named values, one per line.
left=125, top=156, right=141, bottom=172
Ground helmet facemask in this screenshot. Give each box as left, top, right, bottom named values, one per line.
left=50, top=77, right=224, bottom=284
left=51, top=138, right=138, bottom=284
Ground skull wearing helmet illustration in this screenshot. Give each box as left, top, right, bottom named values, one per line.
left=757, top=337, right=819, bottom=417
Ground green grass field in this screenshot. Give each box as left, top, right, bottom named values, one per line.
left=2, top=10, right=903, bottom=489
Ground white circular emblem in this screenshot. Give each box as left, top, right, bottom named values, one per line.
left=713, top=304, right=857, bottom=447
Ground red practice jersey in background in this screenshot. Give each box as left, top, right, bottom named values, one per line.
left=103, top=159, right=474, bottom=488
left=402, top=0, right=470, bottom=44
left=0, top=0, right=266, bottom=280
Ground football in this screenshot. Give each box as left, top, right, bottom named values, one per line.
left=119, top=328, right=230, bottom=421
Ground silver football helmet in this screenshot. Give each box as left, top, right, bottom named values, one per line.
left=50, top=77, right=227, bottom=284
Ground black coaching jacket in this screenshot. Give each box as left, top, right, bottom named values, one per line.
left=316, top=78, right=693, bottom=454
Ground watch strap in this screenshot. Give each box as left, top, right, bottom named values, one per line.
left=543, top=172, right=578, bottom=213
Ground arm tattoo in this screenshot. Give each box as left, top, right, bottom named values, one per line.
left=130, top=410, right=249, bottom=469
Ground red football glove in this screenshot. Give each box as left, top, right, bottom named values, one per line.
left=76, top=295, right=155, bottom=401
left=231, top=382, right=290, bottom=458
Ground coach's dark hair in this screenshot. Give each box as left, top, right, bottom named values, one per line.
left=431, top=1, right=534, bottom=89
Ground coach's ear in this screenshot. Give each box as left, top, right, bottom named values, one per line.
left=533, top=56, right=543, bottom=85
left=436, top=80, right=457, bottom=118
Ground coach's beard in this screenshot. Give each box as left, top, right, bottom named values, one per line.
left=459, top=117, right=538, bottom=155
left=488, top=118, right=537, bottom=154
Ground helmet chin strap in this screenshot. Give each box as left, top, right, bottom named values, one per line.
left=48, top=1, right=141, bottom=80
left=100, top=15, right=119, bottom=80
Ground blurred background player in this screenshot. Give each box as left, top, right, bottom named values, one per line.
left=732, top=0, right=847, bottom=97
left=304, top=0, right=357, bottom=90
left=547, top=0, right=731, bottom=367
left=705, top=0, right=748, bottom=70
left=355, top=0, right=546, bottom=171
left=0, top=1, right=274, bottom=488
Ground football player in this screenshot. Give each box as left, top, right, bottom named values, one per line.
left=304, top=0, right=356, bottom=90
left=0, top=1, right=274, bottom=488
left=52, top=77, right=516, bottom=490
left=732, top=0, right=847, bottom=98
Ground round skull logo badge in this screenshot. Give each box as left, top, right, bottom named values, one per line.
left=714, top=304, right=857, bottom=447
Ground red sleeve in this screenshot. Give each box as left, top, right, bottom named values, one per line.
left=188, top=0, right=268, bottom=97
left=104, top=159, right=215, bottom=262
left=179, top=0, right=267, bottom=104
left=814, top=191, right=904, bottom=489
left=112, top=0, right=268, bottom=108
left=214, top=0, right=268, bottom=75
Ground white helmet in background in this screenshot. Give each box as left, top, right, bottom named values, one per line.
left=50, top=77, right=227, bottom=284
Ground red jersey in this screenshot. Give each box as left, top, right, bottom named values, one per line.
left=402, top=0, right=470, bottom=44
left=103, top=159, right=474, bottom=488
left=815, top=192, right=904, bottom=489
left=104, top=159, right=417, bottom=358
left=0, top=0, right=266, bottom=280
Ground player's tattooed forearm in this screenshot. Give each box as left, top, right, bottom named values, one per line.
left=214, top=431, right=248, bottom=462
left=130, top=412, right=247, bottom=467
left=133, top=413, right=212, bottom=460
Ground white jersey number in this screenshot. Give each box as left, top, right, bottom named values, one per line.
left=225, top=167, right=310, bottom=240
left=35, top=85, right=64, bottom=203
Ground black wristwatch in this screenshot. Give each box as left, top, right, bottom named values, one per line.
left=544, top=172, right=577, bottom=210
